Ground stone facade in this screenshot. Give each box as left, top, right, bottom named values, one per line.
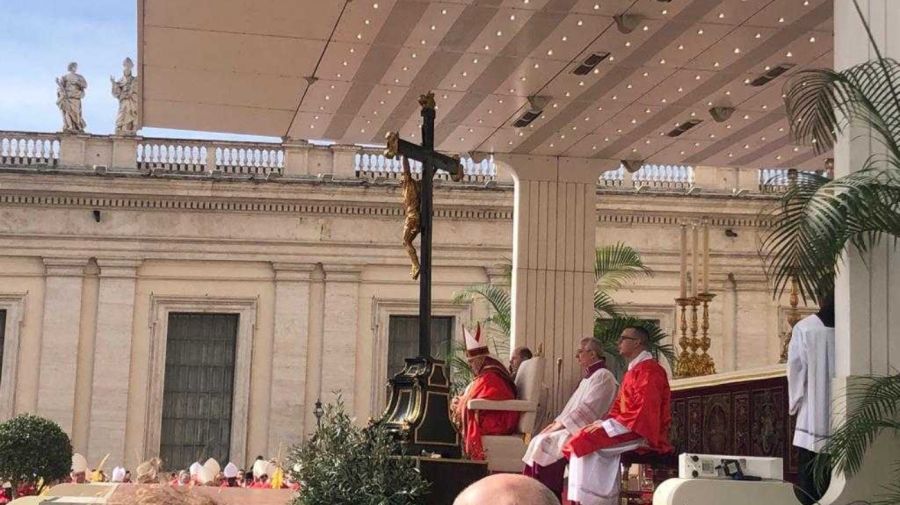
left=0, top=133, right=793, bottom=469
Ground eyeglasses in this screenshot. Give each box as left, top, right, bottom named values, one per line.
left=617, top=336, right=640, bottom=343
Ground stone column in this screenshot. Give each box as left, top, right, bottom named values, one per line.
left=37, top=258, right=86, bottom=434
left=87, top=259, right=140, bottom=466
left=321, top=265, right=361, bottom=414
left=303, top=265, right=326, bottom=436
left=824, top=2, right=900, bottom=502
left=499, top=154, right=612, bottom=414
left=268, top=263, right=313, bottom=451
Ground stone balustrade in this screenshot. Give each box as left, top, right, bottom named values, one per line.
left=0, top=130, right=816, bottom=193
left=136, top=139, right=285, bottom=175
left=354, top=148, right=496, bottom=183
left=0, top=131, right=60, bottom=167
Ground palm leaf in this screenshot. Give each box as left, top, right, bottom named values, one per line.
left=812, top=374, right=900, bottom=493
left=594, top=242, right=653, bottom=291
left=761, top=168, right=900, bottom=301
left=452, top=284, right=511, bottom=336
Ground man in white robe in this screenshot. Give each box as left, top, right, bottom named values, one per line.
left=788, top=291, right=835, bottom=505
left=522, top=337, right=617, bottom=500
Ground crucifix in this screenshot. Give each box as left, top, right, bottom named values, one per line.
left=384, top=92, right=463, bottom=358
left=380, top=92, right=464, bottom=457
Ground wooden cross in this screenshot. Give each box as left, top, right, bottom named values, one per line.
left=384, top=92, right=463, bottom=358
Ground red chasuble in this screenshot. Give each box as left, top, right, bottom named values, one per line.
left=460, top=358, right=520, bottom=460
left=565, top=358, right=672, bottom=458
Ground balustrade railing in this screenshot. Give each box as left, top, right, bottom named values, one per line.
left=354, top=150, right=495, bottom=182
left=0, top=131, right=822, bottom=196
left=0, top=132, right=59, bottom=167
left=632, top=164, right=694, bottom=189
left=136, top=140, right=284, bottom=175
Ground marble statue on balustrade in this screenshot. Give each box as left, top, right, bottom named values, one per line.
left=56, top=62, right=88, bottom=134
left=110, top=57, right=138, bottom=135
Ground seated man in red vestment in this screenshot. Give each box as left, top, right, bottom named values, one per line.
left=562, top=325, right=671, bottom=505
left=454, top=323, right=520, bottom=460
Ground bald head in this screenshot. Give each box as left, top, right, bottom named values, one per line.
left=454, top=474, right=560, bottom=505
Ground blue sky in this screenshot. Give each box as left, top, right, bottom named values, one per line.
left=0, top=0, right=275, bottom=141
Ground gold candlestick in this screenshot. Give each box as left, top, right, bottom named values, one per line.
left=696, top=292, right=717, bottom=376
left=674, top=297, right=694, bottom=378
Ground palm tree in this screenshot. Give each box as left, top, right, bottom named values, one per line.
left=761, top=2, right=900, bottom=502
left=451, top=243, right=675, bottom=384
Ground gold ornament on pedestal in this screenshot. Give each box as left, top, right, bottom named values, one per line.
left=674, top=218, right=717, bottom=378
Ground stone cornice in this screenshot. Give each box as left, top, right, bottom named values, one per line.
left=0, top=173, right=776, bottom=228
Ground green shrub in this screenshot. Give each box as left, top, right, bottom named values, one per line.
left=286, top=397, right=428, bottom=505
left=0, top=414, right=73, bottom=498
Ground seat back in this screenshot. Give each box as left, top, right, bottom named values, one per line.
left=513, top=356, right=543, bottom=434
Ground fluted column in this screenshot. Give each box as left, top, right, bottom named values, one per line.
left=500, top=155, right=612, bottom=415
left=87, top=259, right=140, bottom=466
left=321, top=265, right=361, bottom=414
left=268, top=263, right=313, bottom=451
left=37, top=258, right=86, bottom=433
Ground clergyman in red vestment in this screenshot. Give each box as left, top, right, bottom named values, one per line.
left=455, top=323, right=520, bottom=460
left=562, top=325, right=672, bottom=505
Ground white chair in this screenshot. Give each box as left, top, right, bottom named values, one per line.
left=467, top=356, right=544, bottom=472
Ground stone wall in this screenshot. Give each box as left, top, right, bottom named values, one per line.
left=0, top=168, right=791, bottom=469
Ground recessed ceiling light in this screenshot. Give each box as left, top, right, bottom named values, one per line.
left=309, top=124, right=314, bottom=128
left=386, top=89, right=392, bottom=94
left=460, top=137, right=465, bottom=141
left=734, top=47, right=741, bottom=54
left=728, top=152, right=733, bottom=157
left=325, top=95, right=331, bottom=100
left=330, top=84, right=336, bottom=89
left=592, top=145, right=597, bottom=150
left=579, top=81, right=585, bottom=86
left=534, top=63, right=540, bottom=69
left=709, top=133, right=716, bottom=138
left=356, top=33, right=362, bottom=40
left=550, top=143, right=555, bottom=147
left=677, top=87, right=683, bottom=92
left=755, top=32, right=762, bottom=39
left=593, top=3, right=600, bottom=10
left=488, top=109, right=493, bottom=114
left=508, top=140, right=514, bottom=145
left=560, top=134, right=566, bottom=138
left=690, top=111, right=696, bottom=117
left=680, top=150, right=686, bottom=155
left=778, top=17, right=785, bottom=23
left=597, top=106, right=603, bottom=111
left=786, top=51, right=793, bottom=57
left=510, top=14, right=516, bottom=20
left=521, top=76, right=527, bottom=81
left=631, top=119, right=637, bottom=124
left=498, top=99, right=504, bottom=103
left=778, top=127, right=784, bottom=132
left=564, top=91, right=571, bottom=97
left=643, top=25, right=649, bottom=31
left=402, top=66, right=408, bottom=71
left=350, top=48, right=355, bottom=53
left=632, top=148, right=638, bottom=152
left=625, top=41, right=631, bottom=47
left=718, top=12, right=725, bottom=18
left=496, top=30, right=503, bottom=36
left=761, top=136, right=767, bottom=141
left=697, top=29, right=704, bottom=35
left=421, top=39, right=426, bottom=44
left=373, top=2, right=378, bottom=8
left=645, top=139, right=651, bottom=144
left=693, top=142, right=700, bottom=147
left=642, top=71, right=649, bottom=77
left=617, top=129, right=623, bottom=133
left=776, top=155, right=782, bottom=160
left=743, top=114, right=750, bottom=119
left=626, top=83, right=632, bottom=88
left=659, top=58, right=666, bottom=64
left=678, top=44, right=684, bottom=50
left=441, top=8, right=447, bottom=14
left=612, top=95, right=618, bottom=100
left=509, top=88, right=515, bottom=93
left=725, top=90, right=731, bottom=95
left=484, top=45, right=490, bottom=51
left=314, top=115, right=320, bottom=120
left=793, top=147, right=800, bottom=152
left=744, top=78, right=751, bottom=84
left=365, top=19, right=371, bottom=25
left=336, top=73, right=342, bottom=78
left=462, top=71, right=468, bottom=77
left=609, top=56, right=615, bottom=61
left=577, top=20, right=584, bottom=26
left=562, top=36, right=568, bottom=42
left=661, top=98, right=667, bottom=103
left=662, top=9, right=668, bottom=15
left=430, top=25, right=436, bottom=30
left=695, top=75, right=701, bottom=80
left=762, top=105, right=768, bottom=110
left=361, top=129, right=366, bottom=133
left=809, top=36, right=816, bottom=43
left=726, top=124, right=732, bottom=129
left=593, top=68, right=600, bottom=74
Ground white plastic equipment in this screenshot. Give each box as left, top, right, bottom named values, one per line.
left=678, top=453, right=783, bottom=480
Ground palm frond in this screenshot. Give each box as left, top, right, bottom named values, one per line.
left=812, top=374, right=900, bottom=488
left=452, top=284, right=512, bottom=336
left=594, top=291, right=620, bottom=319
left=761, top=168, right=900, bottom=301
left=784, top=59, right=900, bottom=159
left=594, top=243, right=653, bottom=291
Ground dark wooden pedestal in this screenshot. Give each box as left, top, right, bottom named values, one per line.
left=414, top=457, right=488, bottom=505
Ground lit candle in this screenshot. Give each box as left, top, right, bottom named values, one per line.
left=691, top=223, right=699, bottom=297
left=702, top=220, right=710, bottom=294
left=679, top=224, right=687, bottom=298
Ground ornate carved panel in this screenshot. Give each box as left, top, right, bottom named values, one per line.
left=670, top=375, right=795, bottom=482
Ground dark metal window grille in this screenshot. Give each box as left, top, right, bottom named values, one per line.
left=387, top=315, right=453, bottom=380
left=160, top=313, right=238, bottom=471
